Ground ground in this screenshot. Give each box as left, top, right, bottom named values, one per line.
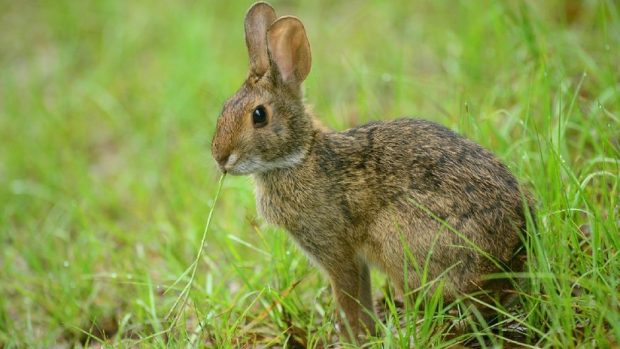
left=0, top=0, right=618, bottom=348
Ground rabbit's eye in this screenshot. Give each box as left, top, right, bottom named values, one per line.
left=252, top=105, right=268, bottom=128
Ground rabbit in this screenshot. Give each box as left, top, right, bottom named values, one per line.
left=211, top=1, right=535, bottom=338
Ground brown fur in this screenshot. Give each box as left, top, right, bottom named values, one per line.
left=211, top=2, right=534, bottom=338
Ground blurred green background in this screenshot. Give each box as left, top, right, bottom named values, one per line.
left=1, top=0, right=618, bottom=347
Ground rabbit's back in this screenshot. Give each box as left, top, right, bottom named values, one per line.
left=332, top=118, right=528, bottom=298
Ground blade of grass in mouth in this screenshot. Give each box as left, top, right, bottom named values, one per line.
left=165, top=173, right=226, bottom=332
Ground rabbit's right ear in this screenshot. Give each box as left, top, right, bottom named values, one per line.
left=245, top=2, right=277, bottom=77
left=267, top=16, right=311, bottom=91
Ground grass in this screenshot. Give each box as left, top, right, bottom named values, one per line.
left=0, top=0, right=618, bottom=347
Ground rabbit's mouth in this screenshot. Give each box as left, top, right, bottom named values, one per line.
left=218, top=152, right=244, bottom=175
left=219, top=153, right=261, bottom=175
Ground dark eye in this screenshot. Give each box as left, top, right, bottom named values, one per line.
left=252, top=105, right=268, bottom=128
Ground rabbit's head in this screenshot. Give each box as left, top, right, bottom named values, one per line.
left=212, top=2, right=314, bottom=175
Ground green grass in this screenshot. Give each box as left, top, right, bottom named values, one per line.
left=1, top=0, right=618, bottom=347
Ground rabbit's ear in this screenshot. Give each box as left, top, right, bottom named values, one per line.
left=267, top=16, right=311, bottom=89
left=245, top=2, right=277, bottom=77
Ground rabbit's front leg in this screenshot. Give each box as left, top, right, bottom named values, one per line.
left=326, top=257, right=376, bottom=338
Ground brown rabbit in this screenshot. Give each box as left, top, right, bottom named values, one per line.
left=211, top=2, right=534, bottom=338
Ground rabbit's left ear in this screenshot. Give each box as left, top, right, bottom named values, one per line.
left=245, top=2, right=277, bottom=77
left=267, top=16, right=312, bottom=89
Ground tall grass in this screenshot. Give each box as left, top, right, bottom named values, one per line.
left=0, top=0, right=618, bottom=347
